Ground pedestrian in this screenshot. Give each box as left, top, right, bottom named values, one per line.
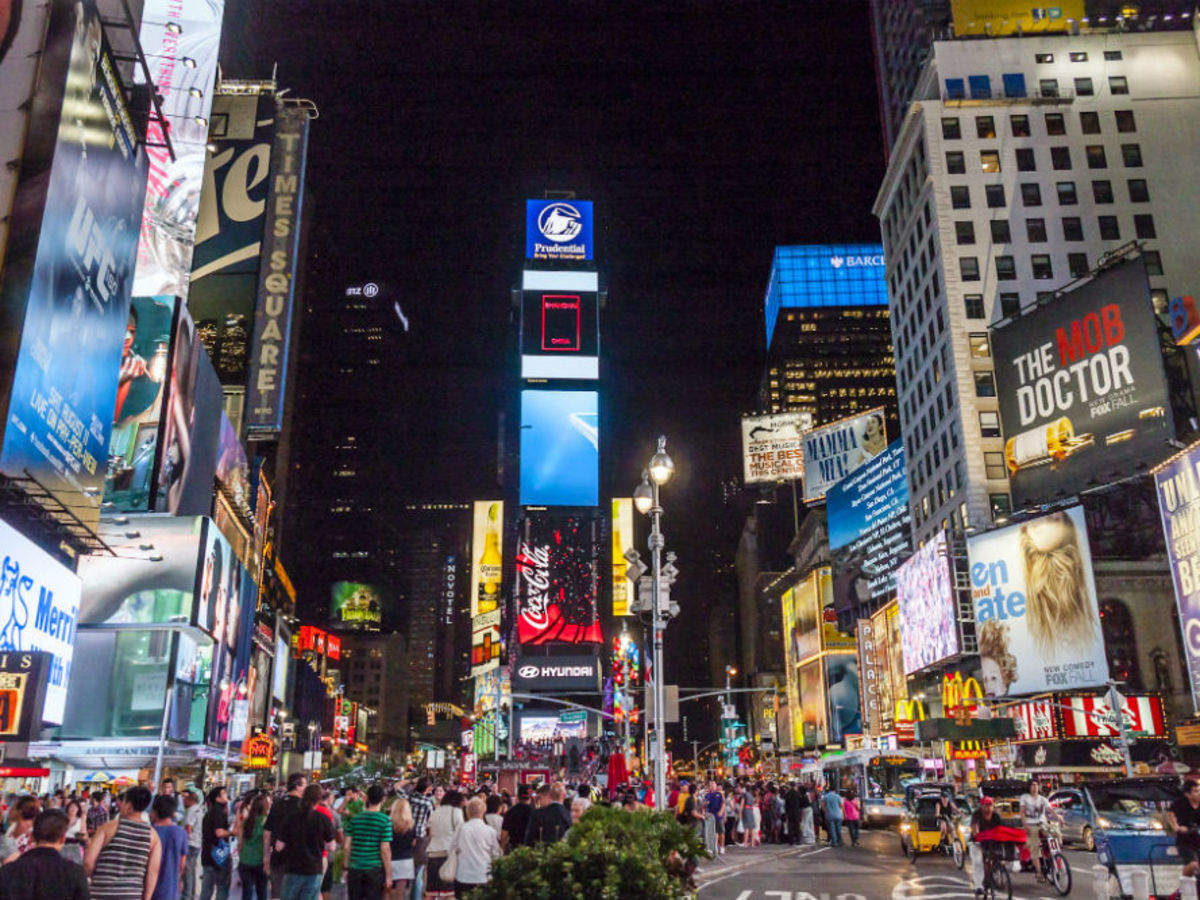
left=498, top=784, right=531, bottom=853
left=263, top=773, right=307, bottom=900
left=0, top=798, right=39, bottom=863
left=85, top=785, right=163, bottom=900
left=315, top=790, right=343, bottom=900
left=179, top=789, right=202, bottom=900
left=524, top=783, right=570, bottom=846
left=276, top=785, right=335, bottom=900
left=386, top=798, right=415, bottom=899
left=741, top=788, right=757, bottom=847
left=798, top=783, right=815, bottom=844
left=403, top=778, right=435, bottom=900
left=343, top=784, right=393, bottom=900
left=61, top=799, right=86, bottom=865
left=820, top=784, right=844, bottom=847
left=233, top=792, right=270, bottom=900
left=0, top=809, right=89, bottom=900
left=86, top=791, right=110, bottom=838
left=705, top=782, right=725, bottom=855
left=483, top=796, right=503, bottom=838
left=424, top=790, right=464, bottom=899
left=197, top=787, right=232, bottom=900
left=451, top=797, right=500, bottom=897
left=151, top=794, right=189, bottom=900
left=843, top=790, right=861, bottom=847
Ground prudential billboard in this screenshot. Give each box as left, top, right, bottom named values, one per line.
left=525, top=200, right=593, bottom=261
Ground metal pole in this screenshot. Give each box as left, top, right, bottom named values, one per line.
left=1108, top=681, right=1134, bottom=777
left=151, top=674, right=172, bottom=792
left=790, top=480, right=800, bottom=536
left=650, top=479, right=667, bottom=812
left=494, top=674, right=500, bottom=762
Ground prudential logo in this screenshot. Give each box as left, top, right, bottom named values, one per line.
left=537, top=203, right=583, bottom=243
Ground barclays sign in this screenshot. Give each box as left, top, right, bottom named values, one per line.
left=526, top=199, right=594, bottom=261
left=830, top=254, right=884, bottom=269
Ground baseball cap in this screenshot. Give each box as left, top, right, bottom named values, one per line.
left=980, top=796, right=994, bottom=806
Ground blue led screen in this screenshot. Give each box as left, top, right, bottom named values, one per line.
left=520, top=390, right=599, bottom=507
left=764, top=244, right=888, bottom=347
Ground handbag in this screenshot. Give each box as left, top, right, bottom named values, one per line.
left=211, top=837, right=232, bottom=867
left=438, top=848, right=458, bottom=883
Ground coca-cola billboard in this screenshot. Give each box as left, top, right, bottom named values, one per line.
left=515, top=515, right=601, bottom=645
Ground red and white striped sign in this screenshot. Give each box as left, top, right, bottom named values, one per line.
left=1062, top=695, right=1166, bottom=739
left=1009, top=700, right=1056, bottom=743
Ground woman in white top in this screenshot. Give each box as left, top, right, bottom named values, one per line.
left=451, top=797, right=501, bottom=892
left=483, top=795, right=504, bottom=837
left=425, top=790, right=464, bottom=899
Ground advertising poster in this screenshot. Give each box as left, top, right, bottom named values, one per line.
left=781, top=587, right=801, bottom=751
left=470, top=501, right=503, bottom=618
left=330, top=582, right=383, bottom=631
left=519, top=390, right=599, bottom=507
left=951, top=0, right=1083, bottom=36
left=741, top=412, right=813, bottom=485
left=470, top=608, right=501, bottom=676
left=153, top=307, right=222, bottom=515
left=0, top=518, right=83, bottom=725
left=611, top=498, right=634, bottom=616
left=1009, top=699, right=1056, bottom=743
left=990, top=257, right=1173, bottom=509
left=895, top=531, right=958, bottom=675
left=520, top=269, right=599, bottom=380
left=884, top=601, right=907, bottom=724
left=827, top=440, right=912, bottom=613
left=525, top=199, right=593, bottom=261
left=1153, top=442, right=1200, bottom=713
left=132, top=0, right=224, bottom=298
left=0, top=0, right=148, bottom=531
left=799, top=660, right=826, bottom=748
left=198, top=519, right=251, bottom=744
left=245, top=103, right=310, bottom=433
left=515, top=515, right=601, bottom=645
left=215, top=413, right=251, bottom=515
left=825, top=654, right=861, bottom=743
left=103, top=295, right=177, bottom=511
left=967, top=506, right=1108, bottom=695
left=801, top=408, right=888, bottom=502
left=1061, top=694, right=1166, bottom=739
left=790, top=570, right=823, bottom=662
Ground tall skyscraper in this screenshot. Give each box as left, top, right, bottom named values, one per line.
left=869, top=0, right=952, bottom=158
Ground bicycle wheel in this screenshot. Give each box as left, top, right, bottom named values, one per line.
left=952, top=837, right=965, bottom=869
left=1048, top=852, right=1071, bottom=896
left=985, top=860, right=1013, bottom=900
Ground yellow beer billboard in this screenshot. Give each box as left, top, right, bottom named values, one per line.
left=951, top=0, right=1084, bottom=36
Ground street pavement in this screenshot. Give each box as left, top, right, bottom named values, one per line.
left=697, top=828, right=1110, bottom=899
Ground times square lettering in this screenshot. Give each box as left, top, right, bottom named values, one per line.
left=516, top=542, right=551, bottom=630
left=256, top=130, right=302, bottom=397
left=1011, top=304, right=1133, bottom=426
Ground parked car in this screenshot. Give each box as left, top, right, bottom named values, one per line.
left=1049, top=783, right=1168, bottom=851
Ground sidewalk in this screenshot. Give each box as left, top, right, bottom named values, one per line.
left=696, top=842, right=820, bottom=885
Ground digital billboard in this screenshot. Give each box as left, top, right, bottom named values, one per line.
left=197, top=519, right=254, bottom=744
left=471, top=501, right=504, bottom=618
left=519, top=390, right=599, bottom=507
left=0, top=0, right=148, bottom=531
left=132, top=0, right=224, bottom=298
left=801, top=408, right=888, bottom=502
left=825, top=654, right=861, bottom=743
left=968, top=506, right=1108, bottom=696
left=951, top=0, right=1083, bottom=36
left=895, top=530, right=958, bottom=675
left=521, top=270, right=599, bottom=380
left=525, top=199, right=593, bottom=261
left=611, top=498, right=634, bottom=616
left=799, top=660, right=826, bottom=748
left=741, top=412, right=813, bottom=485
left=788, top=568, right=826, bottom=663
left=0, top=518, right=82, bottom=725
left=1154, top=441, right=1200, bottom=713
left=515, top=514, right=601, bottom=645
left=781, top=587, right=802, bottom=751
left=215, top=412, right=251, bottom=515
left=990, top=257, right=1173, bottom=509
left=470, top=609, right=501, bottom=676
left=330, top=582, right=383, bottom=632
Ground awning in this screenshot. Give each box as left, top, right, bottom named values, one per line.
left=29, top=740, right=238, bottom=770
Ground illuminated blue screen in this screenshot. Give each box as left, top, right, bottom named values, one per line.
left=520, top=390, right=599, bottom=507
left=764, top=244, right=888, bottom=347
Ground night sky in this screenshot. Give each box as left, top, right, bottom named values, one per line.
left=229, top=1, right=887, bottom=694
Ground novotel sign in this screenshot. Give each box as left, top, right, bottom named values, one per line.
left=512, top=654, right=601, bottom=692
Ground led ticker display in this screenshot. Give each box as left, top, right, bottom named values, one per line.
left=520, top=270, right=599, bottom=380
left=519, top=390, right=599, bottom=507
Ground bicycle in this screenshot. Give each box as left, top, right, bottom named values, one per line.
left=1035, top=822, right=1072, bottom=896
left=979, top=842, right=1014, bottom=900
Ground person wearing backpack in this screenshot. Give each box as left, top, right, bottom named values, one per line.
left=199, top=787, right=232, bottom=900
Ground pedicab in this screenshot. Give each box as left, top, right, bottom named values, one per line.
left=979, top=778, right=1072, bottom=895
left=897, top=782, right=968, bottom=867
left=1087, top=777, right=1183, bottom=898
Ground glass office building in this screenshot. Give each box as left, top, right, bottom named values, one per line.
left=763, top=244, right=889, bottom=347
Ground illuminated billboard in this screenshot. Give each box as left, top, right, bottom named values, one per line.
left=801, top=408, right=888, bottom=502
left=520, top=269, right=599, bottom=380
left=330, top=582, right=383, bottom=631
left=799, top=660, right=826, bottom=748
left=611, top=498, right=634, bottom=616
left=825, top=654, right=861, bottom=743
left=741, top=412, right=812, bottom=485
left=789, top=569, right=825, bottom=663
left=990, top=257, right=1172, bottom=509
left=471, top=501, right=504, bottom=618
left=1155, top=441, right=1200, bottom=712
left=525, top=199, right=593, bottom=261
left=968, top=506, right=1107, bottom=696
left=515, top=514, right=601, bottom=645
left=951, top=0, right=1083, bottom=36
left=519, top=390, right=599, bottom=507
left=895, top=531, right=959, bottom=675
left=781, top=587, right=802, bottom=751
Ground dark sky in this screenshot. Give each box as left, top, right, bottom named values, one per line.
left=230, top=1, right=886, bottom=692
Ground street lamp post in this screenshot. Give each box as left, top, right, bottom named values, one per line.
left=634, top=435, right=674, bottom=812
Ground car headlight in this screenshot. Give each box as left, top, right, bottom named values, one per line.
left=1097, top=816, right=1111, bottom=828
left=900, top=822, right=911, bottom=833
left=1149, top=820, right=1164, bottom=830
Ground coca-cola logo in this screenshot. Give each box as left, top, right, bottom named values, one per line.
left=516, top=541, right=551, bottom=630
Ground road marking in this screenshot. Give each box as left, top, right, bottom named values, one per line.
left=698, top=846, right=830, bottom=893
left=891, top=873, right=1040, bottom=899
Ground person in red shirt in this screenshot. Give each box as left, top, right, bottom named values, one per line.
left=315, top=790, right=343, bottom=900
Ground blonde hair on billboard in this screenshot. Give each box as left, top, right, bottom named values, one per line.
left=1019, top=511, right=1096, bottom=654
left=977, top=618, right=1017, bottom=688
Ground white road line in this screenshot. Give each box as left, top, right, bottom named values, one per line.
left=697, top=846, right=831, bottom=893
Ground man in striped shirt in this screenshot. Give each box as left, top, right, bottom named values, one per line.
left=342, top=785, right=392, bottom=900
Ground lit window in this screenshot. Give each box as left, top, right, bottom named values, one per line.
left=979, top=411, right=1001, bottom=438
left=942, top=117, right=962, bottom=139
left=1035, top=53, right=1054, bottom=64
left=1110, top=76, right=1129, bottom=95
left=969, top=333, right=990, bottom=358
left=1010, top=114, right=1031, bottom=137
left=975, top=116, right=996, bottom=139
left=984, top=451, right=1006, bottom=479
left=1070, top=51, right=1088, bottom=62
left=980, top=150, right=1001, bottom=173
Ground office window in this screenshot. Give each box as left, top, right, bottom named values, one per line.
left=1075, top=77, right=1094, bottom=96
left=955, top=221, right=976, bottom=245
left=1025, top=218, right=1047, bottom=242
left=1085, top=145, right=1107, bottom=169
left=985, top=184, right=1005, bottom=208
left=984, top=451, right=1006, bottom=479
left=975, top=115, right=996, bottom=139
left=1000, top=293, right=1020, bottom=318
left=996, top=255, right=1017, bottom=280
left=950, top=185, right=971, bottom=209
left=945, top=78, right=966, bottom=99
left=946, top=151, right=966, bottom=174
left=1109, top=76, right=1129, bottom=95
left=1010, top=114, right=1031, bottom=137
left=1121, top=143, right=1143, bottom=167
left=979, top=411, right=1001, bottom=438
left=1015, top=147, right=1036, bottom=171
left=990, top=493, right=1013, bottom=520
left=1021, top=182, right=1042, bottom=206
left=1003, top=73, right=1027, bottom=98
left=1031, top=254, right=1053, bottom=279
left=1045, top=112, right=1066, bottom=135
left=1098, top=215, right=1120, bottom=240
left=964, top=294, right=985, bottom=318
left=975, top=374, right=997, bottom=400
left=960, top=257, right=980, bottom=281
left=1040, top=78, right=1059, bottom=98
left=1057, top=181, right=1078, bottom=205
left=941, top=117, right=962, bottom=139
left=1080, top=111, right=1100, bottom=134
left=1115, top=110, right=1136, bottom=133
left=1068, top=252, right=1089, bottom=277
left=1062, top=216, right=1084, bottom=241
left=1069, top=51, right=1088, bottom=62
left=990, top=219, right=1011, bottom=243
left=1092, top=180, right=1113, bottom=203
left=1143, top=250, right=1163, bottom=276
left=1051, top=146, right=1072, bottom=170
left=1134, top=214, right=1156, bottom=239
left=969, top=333, right=990, bottom=358
left=969, top=75, right=992, bottom=99
left=1036, top=52, right=1054, bottom=64
left=1151, top=288, right=1169, bottom=316
left=1104, top=50, right=1122, bottom=61
left=980, top=150, right=1001, bottom=173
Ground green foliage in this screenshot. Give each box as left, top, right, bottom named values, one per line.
left=466, top=806, right=707, bottom=900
